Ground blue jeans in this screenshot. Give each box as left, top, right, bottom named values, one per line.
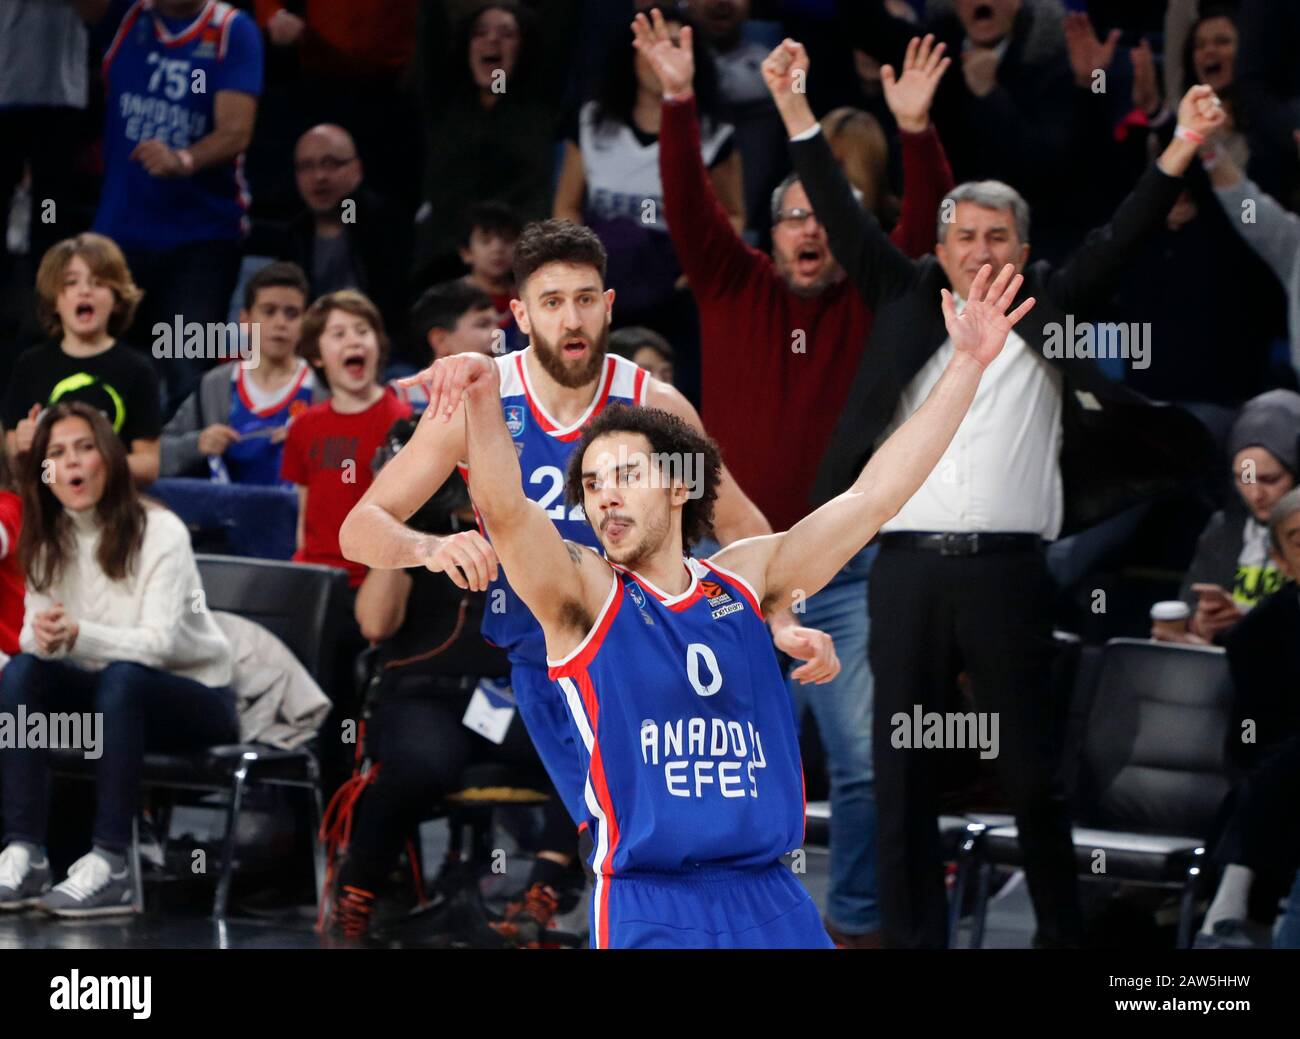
left=0, top=655, right=238, bottom=852
left=787, top=544, right=878, bottom=935
left=1276, top=870, right=1300, bottom=949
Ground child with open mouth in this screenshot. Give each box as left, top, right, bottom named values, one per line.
left=1, top=235, right=162, bottom=487
left=281, top=289, right=411, bottom=589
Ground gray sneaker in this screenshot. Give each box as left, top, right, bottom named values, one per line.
left=1192, top=918, right=1273, bottom=949
left=40, top=851, right=137, bottom=918
left=0, top=843, right=52, bottom=910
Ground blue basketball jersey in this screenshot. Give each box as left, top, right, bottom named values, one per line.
left=220, top=362, right=316, bottom=485
left=95, top=0, right=263, bottom=249
left=547, top=555, right=807, bottom=944
left=463, top=348, right=649, bottom=667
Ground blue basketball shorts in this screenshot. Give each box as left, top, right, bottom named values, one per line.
left=509, top=662, right=587, bottom=826
left=590, top=862, right=835, bottom=949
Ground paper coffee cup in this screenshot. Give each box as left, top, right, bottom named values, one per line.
left=1150, top=600, right=1191, bottom=622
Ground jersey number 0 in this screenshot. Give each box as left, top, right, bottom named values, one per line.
left=687, top=642, right=723, bottom=697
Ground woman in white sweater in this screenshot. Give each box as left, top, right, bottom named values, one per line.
left=0, top=402, right=235, bottom=918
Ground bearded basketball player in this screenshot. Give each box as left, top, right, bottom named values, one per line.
left=415, top=262, right=1035, bottom=948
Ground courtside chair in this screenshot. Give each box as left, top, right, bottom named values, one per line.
left=965, top=639, right=1234, bottom=948
left=53, top=555, right=349, bottom=920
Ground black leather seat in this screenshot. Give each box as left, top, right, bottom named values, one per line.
left=967, top=639, right=1234, bottom=947
left=52, top=554, right=350, bottom=919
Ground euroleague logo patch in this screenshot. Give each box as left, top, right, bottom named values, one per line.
left=628, top=582, right=655, bottom=625
left=504, top=405, right=526, bottom=437
left=702, top=579, right=744, bottom=620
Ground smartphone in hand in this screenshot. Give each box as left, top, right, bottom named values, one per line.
left=1191, top=583, right=1236, bottom=612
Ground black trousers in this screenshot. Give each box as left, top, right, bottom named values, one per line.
left=121, top=239, right=242, bottom=416
left=338, top=684, right=575, bottom=896
left=868, top=540, right=1083, bottom=948
left=1213, top=735, right=1300, bottom=923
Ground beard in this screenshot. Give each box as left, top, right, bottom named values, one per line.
left=773, top=253, right=845, bottom=299
left=530, top=319, right=609, bottom=389
left=599, top=500, right=672, bottom=570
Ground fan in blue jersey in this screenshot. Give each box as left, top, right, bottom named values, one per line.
left=416, top=261, right=1037, bottom=948
left=340, top=221, right=839, bottom=942
left=88, top=0, right=263, bottom=407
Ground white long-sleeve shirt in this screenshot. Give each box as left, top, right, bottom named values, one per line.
left=879, top=298, right=1065, bottom=538
left=20, top=505, right=232, bottom=687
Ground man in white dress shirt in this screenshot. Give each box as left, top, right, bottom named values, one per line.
left=776, top=47, right=1228, bottom=945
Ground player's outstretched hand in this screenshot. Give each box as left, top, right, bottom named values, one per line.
left=774, top=623, right=840, bottom=685
left=423, top=530, right=499, bottom=592
left=632, top=8, right=694, bottom=98
left=882, top=34, right=950, bottom=133
left=397, top=352, right=499, bottom=424
left=941, top=263, right=1035, bottom=369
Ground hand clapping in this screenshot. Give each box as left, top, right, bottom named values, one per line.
left=33, top=603, right=78, bottom=655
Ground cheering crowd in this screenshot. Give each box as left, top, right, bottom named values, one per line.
left=1, top=0, right=1299, bottom=949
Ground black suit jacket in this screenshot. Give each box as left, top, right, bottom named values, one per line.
left=280, top=184, right=414, bottom=362
left=1221, top=583, right=1300, bottom=769
left=791, top=127, right=1216, bottom=536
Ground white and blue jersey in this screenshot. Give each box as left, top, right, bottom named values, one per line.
left=548, top=556, right=819, bottom=948
left=218, top=362, right=315, bottom=486
left=94, top=0, right=263, bottom=249
left=462, top=348, right=650, bottom=669
left=456, top=348, right=648, bottom=827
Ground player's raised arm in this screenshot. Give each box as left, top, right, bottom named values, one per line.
left=431, top=352, right=609, bottom=653
left=718, top=263, right=1034, bottom=610
left=338, top=383, right=480, bottom=572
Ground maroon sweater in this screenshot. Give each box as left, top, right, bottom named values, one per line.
left=660, top=95, right=953, bottom=531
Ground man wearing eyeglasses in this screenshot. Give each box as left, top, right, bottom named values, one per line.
left=279, top=123, right=414, bottom=367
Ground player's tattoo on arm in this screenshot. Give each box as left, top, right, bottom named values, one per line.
left=558, top=541, right=596, bottom=635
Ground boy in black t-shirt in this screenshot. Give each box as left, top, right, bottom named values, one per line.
left=2, top=234, right=161, bottom=486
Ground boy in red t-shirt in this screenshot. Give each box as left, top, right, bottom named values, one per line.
left=282, top=290, right=410, bottom=587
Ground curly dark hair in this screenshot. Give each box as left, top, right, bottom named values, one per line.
left=512, top=218, right=607, bottom=292
left=564, top=403, right=721, bottom=548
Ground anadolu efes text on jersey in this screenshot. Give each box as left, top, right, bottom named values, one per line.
left=460, top=348, right=650, bottom=667
left=547, top=555, right=806, bottom=882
